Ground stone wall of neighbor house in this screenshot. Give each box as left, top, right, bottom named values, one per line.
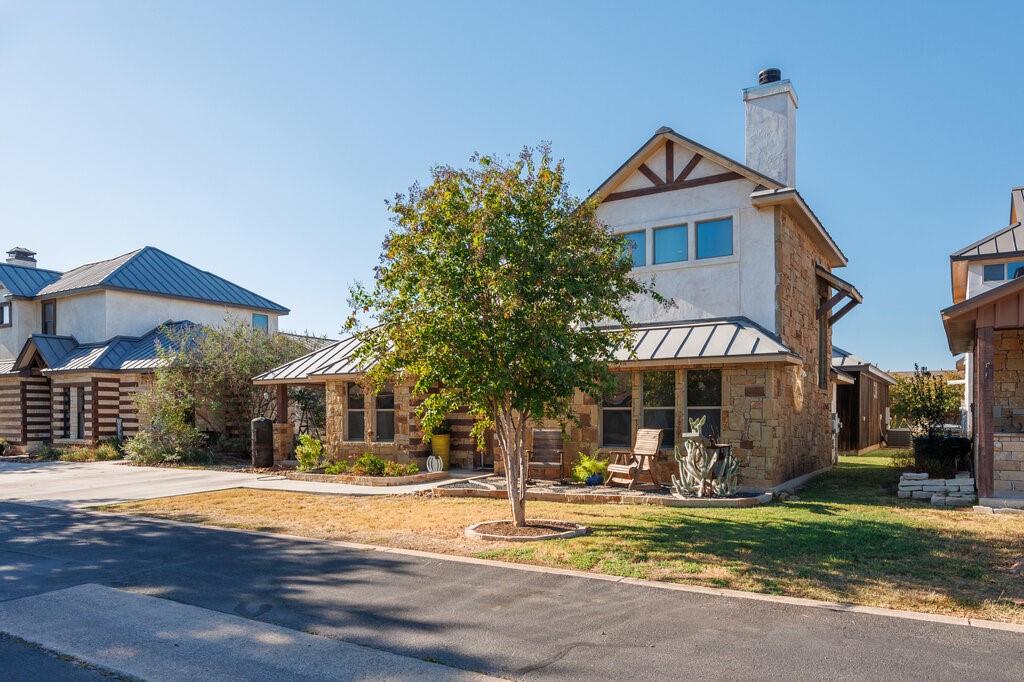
left=993, top=433, right=1024, bottom=495
left=991, top=330, right=1024, bottom=432
left=324, top=379, right=430, bottom=465
left=771, top=207, right=834, bottom=483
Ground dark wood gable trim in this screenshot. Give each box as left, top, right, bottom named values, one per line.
left=603, top=170, right=744, bottom=203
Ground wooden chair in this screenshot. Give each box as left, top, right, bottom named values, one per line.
left=605, top=428, right=664, bottom=489
left=527, top=428, right=564, bottom=481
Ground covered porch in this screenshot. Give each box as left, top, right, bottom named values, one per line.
left=943, top=277, right=1024, bottom=505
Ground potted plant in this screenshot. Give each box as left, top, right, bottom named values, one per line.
left=572, top=452, right=608, bottom=486
left=430, top=420, right=452, bottom=470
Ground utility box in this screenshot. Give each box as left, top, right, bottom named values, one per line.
left=251, top=417, right=274, bottom=468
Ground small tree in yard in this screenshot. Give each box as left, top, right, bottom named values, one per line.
left=128, top=322, right=307, bottom=462
left=348, top=145, right=665, bottom=527
left=890, top=364, right=962, bottom=435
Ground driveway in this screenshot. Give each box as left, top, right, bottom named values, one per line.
left=1, top=502, right=1022, bottom=680
left=0, top=460, right=470, bottom=509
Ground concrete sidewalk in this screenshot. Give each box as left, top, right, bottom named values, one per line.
left=0, top=460, right=472, bottom=509
left=0, top=584, right=492, bottom=681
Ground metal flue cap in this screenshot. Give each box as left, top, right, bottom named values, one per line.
left=758, top=68, right=782, bottom=85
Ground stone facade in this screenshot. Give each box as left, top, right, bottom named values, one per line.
left=897, top=471, right=977, bottom=507
left=991, top=330, right=1024, bottom=432
left=993, top=433, right=1024, bottom=495
left=324, top=379, right=432, bottom=466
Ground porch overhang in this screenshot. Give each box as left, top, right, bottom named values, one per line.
left=941, top=275, right=1024, bottom=354
left=751, top=188, right=848, bottom=268
left=814, top=265, right=863, bottom=326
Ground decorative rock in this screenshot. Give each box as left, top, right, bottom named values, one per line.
left=897, top=490, right=911, bottom=498
left=902, top=473, right=929, bottom=480
left=912, top=491, right=933, bottom=499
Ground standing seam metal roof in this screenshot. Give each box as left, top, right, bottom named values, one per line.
left=253, top=317, right=799, bottom=383
left=42, top=321, right=199, bottom=373
left=35, top=247, right=288, bottom=313
left=0, top=263, right=63, bottom=297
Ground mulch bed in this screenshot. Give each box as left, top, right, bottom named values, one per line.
left=476, top=520, right=580, bottom=537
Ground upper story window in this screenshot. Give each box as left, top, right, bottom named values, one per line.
left=41, top=300, right=56, bottom=335
left=696, top=218, right=733, bottom=260
left=623, top=231, right=646, bottom=268
left=0, top=302, right=10, bottom=328
left=252, top=313, right=269, bottom=333
left=982, top=261, right=1024, bottom=282
left=653, top=225, right=687, bottom=265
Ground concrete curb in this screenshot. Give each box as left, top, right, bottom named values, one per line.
left=85, top=506, right=1024, bottom=635
left=464, top=519, right=590, bottom=542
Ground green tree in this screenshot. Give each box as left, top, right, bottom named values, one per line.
left=348, top=145, right=665, bottom=526
left=129, top=321, right=308, bottom=461
left=890, top=364, right=962, bottom=435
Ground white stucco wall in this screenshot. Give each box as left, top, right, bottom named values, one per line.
left=100, top=289, right=279, bottom=340
left=0, top=294, right=41, bottom=360
left=596, top=174, right=777, bottom=331
left=50, top=291, right=108, bottom=343
left=965, top=259, right=1024, bottom=299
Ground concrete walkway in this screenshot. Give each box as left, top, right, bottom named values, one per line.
left=0, top=460, right=474, bottom=509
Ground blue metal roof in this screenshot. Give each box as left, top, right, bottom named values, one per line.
left=36, top=247, right=288, bottom=314
left=43, top=321, right=200, bottom=374
left=0, top=263, right=62, bottom=297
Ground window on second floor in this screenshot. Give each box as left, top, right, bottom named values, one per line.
left=696, top=218, right=733, bottom=259
left=983, top=261, right=1024, bottom=282
left=252, top=313, right=269, bottom=333
left=653, top=225, right=687, bottom=265
left=623, top=231, right=646, bottom=268
left=41, top=300, right=56, bottom=335
left=0, top=301, right=11, bottom=328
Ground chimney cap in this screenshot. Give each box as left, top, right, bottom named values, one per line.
left=758, top=68, right=782, bottom=85
left=7, top=246, right=36, bottom=259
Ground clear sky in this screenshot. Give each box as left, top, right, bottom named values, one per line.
left=2, top=1, right=1021, bottom=370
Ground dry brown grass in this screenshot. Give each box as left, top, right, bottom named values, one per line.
left=105, top=452, right=1024, bottom=624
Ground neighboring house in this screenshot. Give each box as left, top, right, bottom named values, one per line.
left=0, top=246, right=288, bottom=453
left=256, top=69, right=861, bottom=490
left=832, top=347, right=895, bottom=453
left=941, top=186, right=1024, bottom=506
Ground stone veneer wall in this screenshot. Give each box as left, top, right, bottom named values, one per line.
left=992, top=330, right=1024, bottom=432
left=993, top=433, right=1024, bottom=495
left=324, top=379, right=434, bottom=466
left=771, top=207, right=834, bottom=483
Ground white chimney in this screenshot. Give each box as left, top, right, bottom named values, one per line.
left=743, top=68, right=798, bottom=187
left=6, top=246, right=37, bottom=268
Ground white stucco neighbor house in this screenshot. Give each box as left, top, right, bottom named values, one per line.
left=0, top=245, right=288, bottom=453
left=256, top=68, right=862, bottom=490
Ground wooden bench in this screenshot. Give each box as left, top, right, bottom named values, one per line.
left=605, top=428, right=664, bottom=489
left=528, top=428, right=564, bottom=481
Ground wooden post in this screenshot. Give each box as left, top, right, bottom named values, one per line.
left=976, top=326, right=994, bottom=498
left=275, top=384, right=289, bottom=424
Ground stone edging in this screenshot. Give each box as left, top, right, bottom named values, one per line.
left=85, top=508, right=1024, bottom=635
left=434, top=485, right=772, bottom=508
left=465, top=519, right=590, bottom=542
left=285, top=470, right=449, bottom=487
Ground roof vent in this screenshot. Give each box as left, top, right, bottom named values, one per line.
left=6, top=246, right=37, bottom=269
left=758, top=68, right=782, bottom=85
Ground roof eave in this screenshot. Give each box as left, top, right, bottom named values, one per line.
left=32, top=284, right=289, bottom=315
left=750, top=189, right=847, bottom=268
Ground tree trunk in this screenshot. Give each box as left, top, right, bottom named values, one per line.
left=494, top=401, right=528, bottom=527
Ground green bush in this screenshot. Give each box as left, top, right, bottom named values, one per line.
left=350, top=452, right=387, bottom=476
left=912, top=433, right=972, bottom=478
left=295, top=434, right=325, bottom=472
left=323, top=459, right=350, bottom=475
left=124, top=424, right=208, bottom=465
left=571, top=452, right=608, bottom=483
left=57, top=443, right=122, bottom=462
left=0, top=438, right=8, bottom=456
left=384, top=460, right=419, bottom=476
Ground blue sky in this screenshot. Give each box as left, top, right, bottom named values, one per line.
left=1, top=1, right=1020, bottom=370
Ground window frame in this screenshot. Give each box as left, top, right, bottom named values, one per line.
left=252, top=313, right=270, bottom=333
left=374, top=385, right=396, bottom=443
left=0, top=301, right=11, bottom=328
left=695, top=217, right=734, bottom=260
left=41, top=299, right=56, bottom=335
left=600, top=373, right=633, bottom=448
left=983, top=264, right=1006, bottom=282
left=685, top=369, right=723, bottom=439
left=1008, top=261, right=1024, bottom=280
left=641, top=370, right=676, bottom=448
left=345, top=381, right=366, bottom=442
left=652, top=224, right=688, bottom=265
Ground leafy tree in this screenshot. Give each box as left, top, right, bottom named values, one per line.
left=129, top=321, right=308, bottom=462
left=890, top=364, right=962, bottom=435
left=348, top=145, right=665, bottom=526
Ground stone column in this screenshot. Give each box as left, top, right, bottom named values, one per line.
left=976, top=326, right=994, bottom=497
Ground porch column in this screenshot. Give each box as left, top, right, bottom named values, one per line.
left=976, top=326, right=994, bottom=497
left=273, top=383, right=293, bottom=462
left=275, top=384, right=289, bottom=424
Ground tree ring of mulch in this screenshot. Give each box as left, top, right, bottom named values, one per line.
left=465, top=519, right=589, bottom=542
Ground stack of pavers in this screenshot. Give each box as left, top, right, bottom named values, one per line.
left=898, top=472, right=977, bottom=507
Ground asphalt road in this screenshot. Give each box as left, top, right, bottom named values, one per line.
left=1, top=501, right=1022, bottom=681
left=0, top=633, right=124, bottom=681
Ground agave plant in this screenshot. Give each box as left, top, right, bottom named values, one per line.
left=671, top=416, right=740, bottom=498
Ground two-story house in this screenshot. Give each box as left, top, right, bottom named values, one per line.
left=255, top=69, right=860, bottom=490
left=0, top=246, right=288, bottom=453
left=942, top=187, right=1024, bottom=507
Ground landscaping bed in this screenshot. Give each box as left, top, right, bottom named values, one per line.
left=435, top=476, right=771, bottom=508
left=285, top=470, right=448, bottom=486
left=102, top=451, right=1024, bottom=625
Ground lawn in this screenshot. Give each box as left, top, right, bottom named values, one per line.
left=104, top=451, right=1024, bottom=624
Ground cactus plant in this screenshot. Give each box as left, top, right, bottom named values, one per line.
left=671, top=416, right=740, bottom=498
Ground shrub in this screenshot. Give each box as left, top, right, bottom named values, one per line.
left=384, top=460, right=419, bottom=476
left=124, top=424, right=208, bottom=465
left=572, top=452, right=608, bottom=484
left=33, top=444, right=63, bottom=461
left=295, top=434, right=325, bottom=472
left=57, top=442, right=122, bottom=462
left=323, top=459, right=350, bottom=475
left=350, top=452, right=387, bottom=476
left=912, top=433, right=972, bottom=478
left=891, top=365, right=962, bottom=435
left=0, top=438, right=8, bottom=456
